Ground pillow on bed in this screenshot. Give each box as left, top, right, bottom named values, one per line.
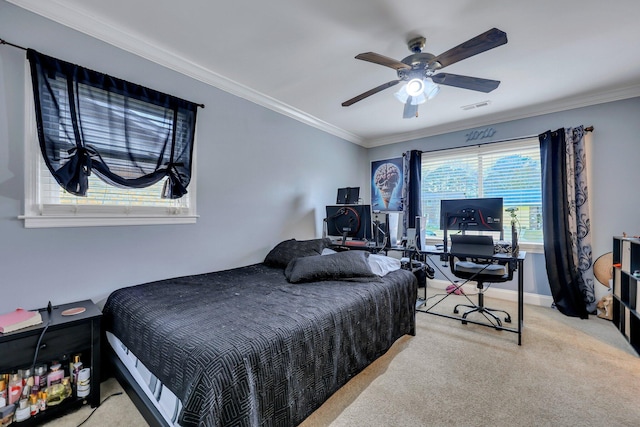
left=264, top=238, right=330, bottom=268
left=322, top=248, right=400, bottom=277
left=284, top=250, right=378, bottom=283
left=367, top=253, right=401, bottom=277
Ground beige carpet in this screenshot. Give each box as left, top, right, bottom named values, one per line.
left=45, top=294, right=640, bottom=427
left=42, top=376, right=147, bottom=427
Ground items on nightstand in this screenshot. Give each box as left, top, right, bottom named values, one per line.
left=76, top=368, right=90, bottom=398
left=0, top=299, right=102, bottom=424
left=46, top=363, right=64, bottom=387
left=7, top=374, right=21, bottom=405
left=0, top=404, right=15, bottom=425
left=0, top=309, right=42, bottom=334
left=46, top=378, right=71, bottom=406
left=71, top=355, right=82, bottom=385
left=14, top=400, right=30, bottom=422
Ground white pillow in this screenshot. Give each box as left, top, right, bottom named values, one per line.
left=321, top=248, right=400, bottom=277
left=367, top=254, right=401, bottom=277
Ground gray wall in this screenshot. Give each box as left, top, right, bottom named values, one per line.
left=1, top=1, right=638, bottom=314
left=0, top=2, right=368, bottom=313
left=368, top=97, right=640, bottom=298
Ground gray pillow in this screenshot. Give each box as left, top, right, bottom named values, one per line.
left=284, top=250, right=377, bottom=283
left=264, top=238, right=330, bottom=268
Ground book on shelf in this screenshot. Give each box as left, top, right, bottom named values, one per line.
left=0, top=308, right=43, bottom=333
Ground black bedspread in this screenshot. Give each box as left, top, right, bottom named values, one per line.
left=103, top=263, right=417, bottom=426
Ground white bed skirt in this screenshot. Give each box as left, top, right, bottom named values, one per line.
left=106, top=331, right=183, bottom=426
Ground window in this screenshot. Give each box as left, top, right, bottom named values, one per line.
left=420, top=138, right=542, bottom=244
left=21, top=53, right=198, bottom=228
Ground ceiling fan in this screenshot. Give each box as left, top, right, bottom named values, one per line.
left=342, top=28, right=508, bottom=119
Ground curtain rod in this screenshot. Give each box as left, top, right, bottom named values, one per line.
left=0, top=38, right=27, bottom=51
left=1, top=37, right=205, bottom=109
left=413, top=125, right=594, bottom=154
left=518, top=125, right=593, bottom=141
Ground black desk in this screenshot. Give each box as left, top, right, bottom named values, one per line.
left=415, top=247, right=526, bottom=345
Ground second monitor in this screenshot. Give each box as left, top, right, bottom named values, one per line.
left=440, top=197, right=504, bottom=235
left=325, top=204, right=372, bottom=244
left=336, top=187, right=360, bottom=205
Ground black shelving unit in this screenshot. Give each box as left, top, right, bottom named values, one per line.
left=612, top=236, right=640, bottom=355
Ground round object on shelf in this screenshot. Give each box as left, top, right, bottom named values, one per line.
left=593, top=252, right=613, bottom=288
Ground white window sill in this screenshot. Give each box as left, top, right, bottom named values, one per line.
left=19, top=214, right=199, bottom=228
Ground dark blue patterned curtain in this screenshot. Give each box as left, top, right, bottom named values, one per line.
left=402, top=150, right=422, bottom=236
left=28, top=49, right=200, bottom=198
left=539, top=126, right=594, bottom=318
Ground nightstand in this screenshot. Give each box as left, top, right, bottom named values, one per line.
left=0, top=299, right=101, bottom=425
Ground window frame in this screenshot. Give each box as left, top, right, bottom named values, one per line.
left=420, top=138, right=543, bottom=252
left=20, top=62, right=198, bottom=228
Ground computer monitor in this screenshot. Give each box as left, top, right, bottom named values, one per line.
left=336, top=187, right=360, bottom=204
left=440, top=197, right=504, bottom=234
left=325, top=204, right=372, bottom=243
left=439, top=197, right=503, bottom=260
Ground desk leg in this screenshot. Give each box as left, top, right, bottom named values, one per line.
left=518, top=258, right=524, bottom=345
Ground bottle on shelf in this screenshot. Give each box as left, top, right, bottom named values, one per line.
left=8, top=373, right=22, bottom=405
left=46, top=363, right=64, bottom=387
left=71, top=354, right=83, bottom=386
left=0, top=377, right=6, bottom=407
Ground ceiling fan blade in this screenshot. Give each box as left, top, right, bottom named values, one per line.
left=355, top=52, right=411, bottom=70
left=431, top=73, right=500, bottom=93
left=403, top=98, right=418, bottom=119
left=429, top=28, right=507, bottom=69
left=342, top=80, right=401, bottom=107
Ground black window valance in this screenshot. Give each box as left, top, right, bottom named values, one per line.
left=27, top=49, right=199, bottom=199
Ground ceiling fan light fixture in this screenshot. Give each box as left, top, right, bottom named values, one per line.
left=405, top=78, right=425, bottom=97
left=394, top=78, right=439, bottom=105
left=424, top=79, right=440, bottom=100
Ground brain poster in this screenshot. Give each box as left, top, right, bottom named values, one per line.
left=371, top=157, right=403, bottom=212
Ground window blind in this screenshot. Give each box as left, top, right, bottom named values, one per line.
left=420, top=139, right=542, bottom=243
left=27, top=49, right=199, bottom=201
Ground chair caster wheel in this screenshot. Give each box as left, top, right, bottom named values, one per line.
left=461, top=320, right=467, bottom=325
left=505, top=317, right=512, bottom=323
left=453, top=308, right=459, bottom=314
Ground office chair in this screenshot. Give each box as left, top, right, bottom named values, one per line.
left=449, top=251, right=513, bottom=328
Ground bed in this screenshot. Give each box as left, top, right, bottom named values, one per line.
left=102, top=239, right=417, bottom=426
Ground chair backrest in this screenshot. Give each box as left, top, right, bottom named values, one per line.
left=448, top=234, right=514, bottom=282
left=449, top=234, right=495, bottom=258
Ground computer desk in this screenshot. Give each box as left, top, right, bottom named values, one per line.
left=414, top=246, right=526, bottom=345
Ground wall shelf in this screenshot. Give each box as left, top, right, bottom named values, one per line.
left=612, top=236, right=640, bottom=355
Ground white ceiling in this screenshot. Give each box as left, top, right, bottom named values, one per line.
left=9, top=0, right=640, bottom=147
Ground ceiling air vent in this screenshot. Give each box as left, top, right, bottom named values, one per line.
left=461, top=100, right=491, bottom=111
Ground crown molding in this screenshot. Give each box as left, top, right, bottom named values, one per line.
left=363, top=83, right=640, bottom=148
left=7, top=0, right=365, bottom=146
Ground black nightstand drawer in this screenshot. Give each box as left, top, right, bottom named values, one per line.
left=1, top=323, right=91, bottom=371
